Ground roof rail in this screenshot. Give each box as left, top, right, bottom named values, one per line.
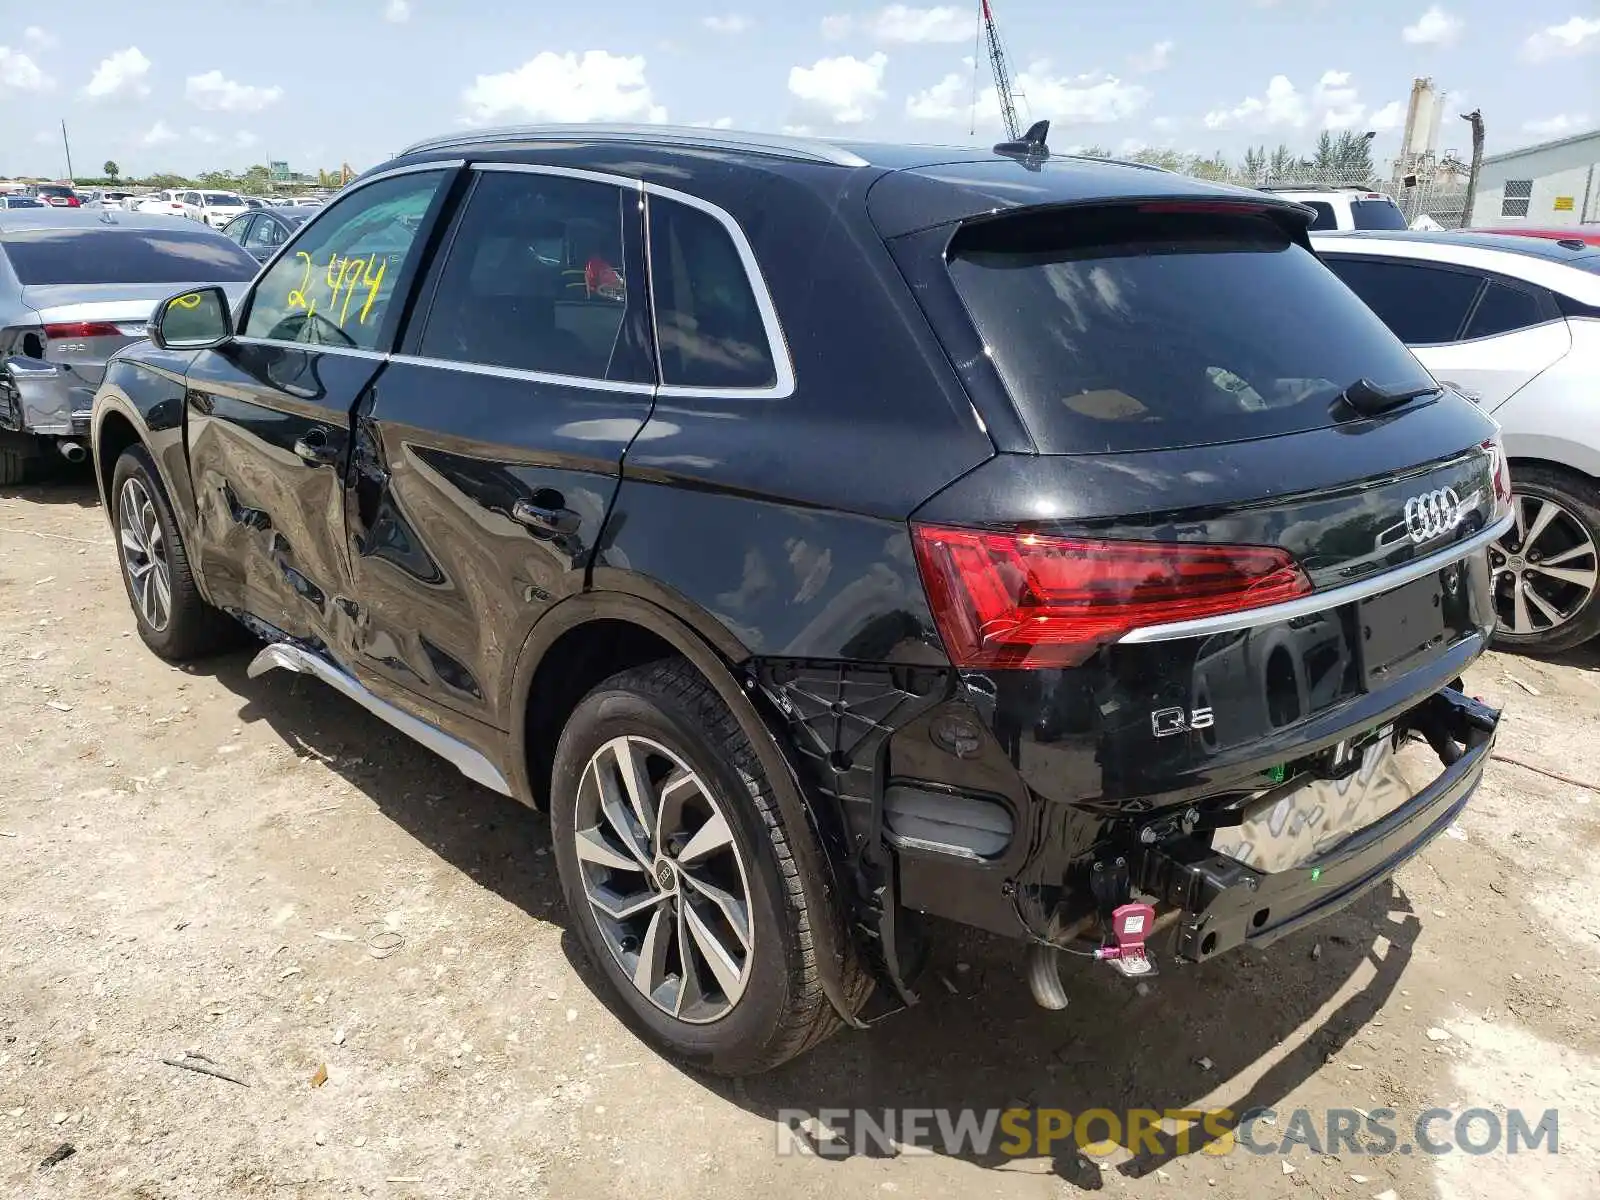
left=395, top=123, right=872, bottom=168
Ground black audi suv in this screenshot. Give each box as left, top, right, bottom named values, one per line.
left=91, top=123, right=1508, bottom=1075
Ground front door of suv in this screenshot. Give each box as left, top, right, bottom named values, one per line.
left=184, top=165, right=455, bottom=648
left=340, top=165, right=656, bottom=732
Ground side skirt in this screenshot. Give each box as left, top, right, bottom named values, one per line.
left=246, top=642, right=513, bottom=797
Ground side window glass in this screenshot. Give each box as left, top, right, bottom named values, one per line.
left=243, top=171, right=443, bottom=350
left=225, top=216, right=253, bottom=245
left=1324, top=258, right=1481, bottom=345
left=418, top=171, right=651, bottom=382
left=246, top=217, right=283, bottom=252
left=1465, top=281, right=1545, bottom=339
left=1304, top=201, right=1337, bottom=231
left=649, top=195, right=777, bottom=389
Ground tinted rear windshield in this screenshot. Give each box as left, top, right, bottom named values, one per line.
left=1, top=227, right=259, bottom=285
left=1351, top=199, right=1407, bottom=230
left=945, top=206, right=1434, bottom=453
left=34, top=185, right=74, bottom=198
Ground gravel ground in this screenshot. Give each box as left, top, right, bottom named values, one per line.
left=3, top=472, right=1599, bottom=1200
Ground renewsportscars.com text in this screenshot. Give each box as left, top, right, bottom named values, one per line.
left=775, top=1106, right=1559, bottom=1159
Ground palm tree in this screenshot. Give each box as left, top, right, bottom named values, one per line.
left=103, top=160, right=119, bottom=180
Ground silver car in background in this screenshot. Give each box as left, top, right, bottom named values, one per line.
left=0, top=209, right=259, bottom=485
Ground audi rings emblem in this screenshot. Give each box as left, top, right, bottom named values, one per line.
left=1403, top=487, right=1463, bottom=544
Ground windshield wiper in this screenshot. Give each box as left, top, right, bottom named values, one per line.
left=1335, top=378, right=1443, bottom=418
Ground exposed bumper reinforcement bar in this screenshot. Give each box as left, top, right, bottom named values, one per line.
left=1135, top=687, right=1498, bottom=962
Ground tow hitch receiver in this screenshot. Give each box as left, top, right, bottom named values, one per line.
left=1095, top=902, right=1157, bottom=977
left=1090, top=857, right=1158, bottom=978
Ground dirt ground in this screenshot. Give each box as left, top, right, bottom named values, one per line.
left=4, top=471, right=1600, bottom=1200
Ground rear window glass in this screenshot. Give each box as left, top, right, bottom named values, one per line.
left=1303, top=201, right=1337, bottom=230
left=34, top=185, right=74, bottom=198
left=0, top=227, right=259, bottom=285
left=1465, top=281, right=1546, bottom=339
left=945, top=206, right=1435, bottom=453
left=1350, top=199, right=1407, bottom=230
left=1323, top=258, right=1481, bottom=344
left=203, top=192, right=244, bottom=206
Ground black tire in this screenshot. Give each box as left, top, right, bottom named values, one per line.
left=0, top=443, right=28, bottom=486
left=110, top=444, right=241, bottom=661
left=550, top=659, right=870, bottom=1075
left=1492, top=464, right=1600, bottom=655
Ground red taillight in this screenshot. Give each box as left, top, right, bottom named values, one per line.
left=44, top=321, right=122, bottom=340
left=911, top=525, right=1313, bottom=669
left=64, top=196, right=80, bottom=207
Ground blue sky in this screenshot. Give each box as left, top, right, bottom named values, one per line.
left=1, top=0, right=1596, bottom=179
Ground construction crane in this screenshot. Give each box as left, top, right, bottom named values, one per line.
left=980, top=0, right=1021, bottom=142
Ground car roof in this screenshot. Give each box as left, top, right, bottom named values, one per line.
left=1314, top=227, right=1600, bottom=266
left=0, top=208, right=225, bottom=235
left=383, top=122, right=1312, bottom=239
left=1311, top=228, right=1600, bottom=302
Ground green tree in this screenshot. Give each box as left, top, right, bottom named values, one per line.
left=1185, top=151, right=1232, bottom=181
left=1077, top=144, right=1114, bottom=160
left=1127, top=146, right=1187, bottom=172
left=1268, top=143, right=1300, bottom=180
left=238, top=164, right=272, bottom=195
left=1242, top=145, right=1267, bottom=181
left=103, top=160, right=120, bottom=180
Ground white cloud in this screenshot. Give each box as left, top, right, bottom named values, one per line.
left=1523, top=112, right=1591, bottom=137
left=1402, top=6, right=1462, bottom=46
left=84, top=47, right=151, bottom=100
left=1012, top=65, right=1150, bottom=124
left=824, top=6, right=971, bottom=43
left=1314, top=69, right=1365, bottom=130
left=236, top=130, right=261, bottom=148
left=1522, top=15, right=1600, bottom=60
left=186, top=70, right=285, bottom=112
left=906, top=71, right=965, bottom=120
left=1369, top=99, right=1406, bottom=131
left=1204, top=75, right=1308, bottom=130
left=385, top=0, right=411, bottom=22
left=23, top=26, right=57, bottom=51
left=781, top=123, right=816, bottom=136
left=701, top=14, right=751, bottom=33
left=0, top=47, right=53, bottom=93
left=691, top=116, right=736, bottom=128
left=908, top=61, right=1150, bottom=129
left=1130, top=39, right=1174, bottom=73
left=140, top=120, right=178, bottom=147
left=33, top=129, right=55, bottom=146
left=788, top=52, right=888, bottom=124
left=189, top=126, right=220, bottom=145
left=462, top=51, right=666, bottom=124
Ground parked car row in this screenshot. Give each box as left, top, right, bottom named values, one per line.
left=0, top=208, right=260, bottom=481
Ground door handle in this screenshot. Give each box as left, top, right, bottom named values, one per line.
left=292, top=429, right=340, bottom=466
left=510, top=499, right=581, bottom=536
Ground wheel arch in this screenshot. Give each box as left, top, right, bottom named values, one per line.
left=506, top=588, right=868, bottom=1030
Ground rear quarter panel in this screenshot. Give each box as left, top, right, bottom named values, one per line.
left=1489, top=317, right=1600, bottom=480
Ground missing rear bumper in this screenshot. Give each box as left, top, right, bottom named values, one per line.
left=1135, top=687, right=1498, bottom=962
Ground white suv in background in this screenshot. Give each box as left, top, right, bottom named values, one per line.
left=1314, top=229, right=1600, bottom=653
left=1267, top=185, right=1409, bottom=232
left=135, top=189, right=188, bottom=217
left=180, top=190, right=250, bottom=229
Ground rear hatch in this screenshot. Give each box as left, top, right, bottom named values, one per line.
left=878, top=173, right=1509, bottom=806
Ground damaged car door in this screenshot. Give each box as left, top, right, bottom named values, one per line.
left=182, top=167, right=455, bottom=646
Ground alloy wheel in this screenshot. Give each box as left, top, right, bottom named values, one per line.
left=117, top=477, right=172, bottom=632
left=570, top=735, right=755, bottom=1024
left=1489, top=492, right=1598, bottom=637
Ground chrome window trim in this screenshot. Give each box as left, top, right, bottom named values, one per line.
left=1117, top=511, right=1514, bottom=645
left=432, top=163, right=795, bottom=398
left=231, top=336, right=389, bottom=362
left=642, top=180, right=795, bottom=399
left=387, top=353, right=656, bottom=394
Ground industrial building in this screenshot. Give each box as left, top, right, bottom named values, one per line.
left=1474, top=128, right=1600, bottom=229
